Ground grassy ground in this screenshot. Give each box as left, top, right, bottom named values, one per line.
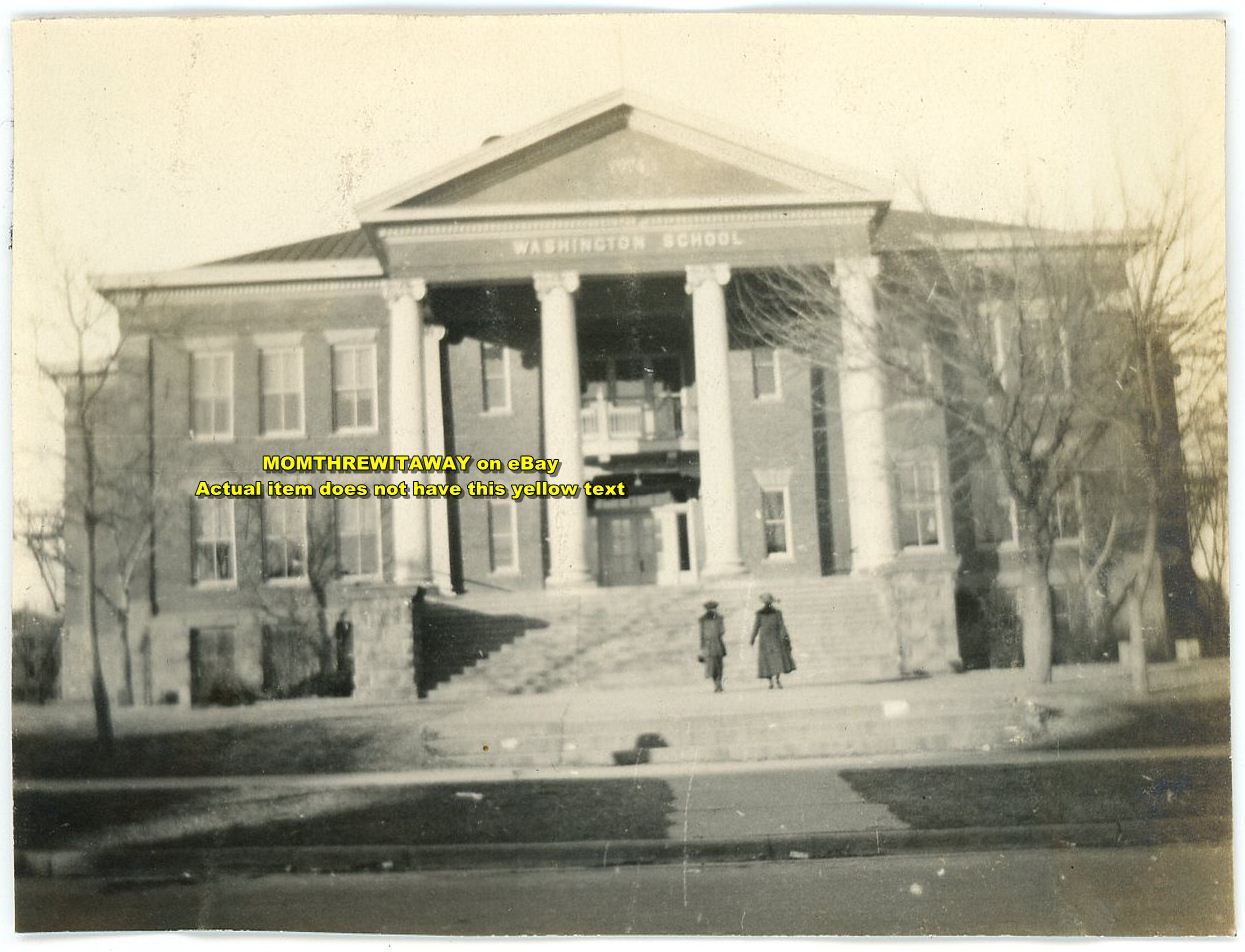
left=14, top=780, right=676, bottom=851
left=14, top=756, right=1230, bottom=852
left=12, top=717, right=444, bottom=779
left=841, top=757, right=1232, bottom=829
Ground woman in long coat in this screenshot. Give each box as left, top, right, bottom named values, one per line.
left=698, top=600, right=727, bottom=693
left=750, top=593, right=796, bottom=689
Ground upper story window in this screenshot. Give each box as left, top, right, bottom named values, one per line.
left=190, top=351, right=234, bottom=441
left=487, top=499, right=519, bottom=573
left=481, top=341, right=511, bottom=413
left=193, top=498, right=236, bottom=586
left=260, top=348, right=305, bottom=436
left=263, top=497, right=307, bottom=581
left=751, top=347, right=780, bottom=400
left=896, top=459, right=941, bottom=548
left=336, top=497, right=381, bottom=579
left=332, top=343, right=378, bottom=433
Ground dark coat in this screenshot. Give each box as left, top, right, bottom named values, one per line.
left=751, top=605, right=796, bottom=678
left=699, top=611, right=726, bottom=679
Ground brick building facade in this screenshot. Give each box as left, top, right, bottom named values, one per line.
left=61, top=93, right=1193, bottom=704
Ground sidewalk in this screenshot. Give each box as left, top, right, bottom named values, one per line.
left=14, top=745, right=1232, bottom=877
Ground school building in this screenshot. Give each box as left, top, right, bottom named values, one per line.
left=62, top=92, right=1196, bottom=705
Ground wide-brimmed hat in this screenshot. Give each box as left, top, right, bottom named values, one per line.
left=702, top=600, right=719, bottom=610
left=759, top=593, right=778, bottom=605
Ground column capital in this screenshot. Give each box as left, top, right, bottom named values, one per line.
left=424, top=323, right=447, bottom=343
left=831, top=256, right=881, bottom=288
left=534, top=270, right=580, bottom=299
left=382, top=278, right=428, bottom=307
left=684, top=263, right=731, bottom=294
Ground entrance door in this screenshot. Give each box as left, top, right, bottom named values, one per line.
left=598, top=511, right=658, bottom=587
left=189, top=626, right=236, bottom=705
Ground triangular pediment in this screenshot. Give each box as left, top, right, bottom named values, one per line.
left=358, top=92, right=886, bottom=220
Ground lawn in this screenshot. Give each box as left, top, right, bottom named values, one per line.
left=841, top=757, right=1232, bottom=829
left=14, top=779, right=677, bottom=851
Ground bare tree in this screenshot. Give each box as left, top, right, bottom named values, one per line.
left=38, top=265, right=127, bottom=753
left=1089, top=175, right=1226, bottom=691
left=15, top=503, right=66, bottom=615
left=255, top=498, right=344, bottom=693
left=737, top=213, right=1129, bottom=683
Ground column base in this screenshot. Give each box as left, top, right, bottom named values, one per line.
left=701, top=560, right=747, bottom=579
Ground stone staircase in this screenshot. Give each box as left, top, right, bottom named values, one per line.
left=417, top=577, right=901, bottom=701
left=417, top=686, right=1038, bottom=769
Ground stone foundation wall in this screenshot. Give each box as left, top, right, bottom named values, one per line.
left=883, top=553, right=962, bottom=675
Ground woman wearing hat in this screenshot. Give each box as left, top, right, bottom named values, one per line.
left=751, top=593, right=796, bottom=689
left=698, top=600, right=727, bottom=693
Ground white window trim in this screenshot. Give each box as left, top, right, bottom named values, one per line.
left=193, top=498, right=238, bottom=590
left=751, top=347, right=783, bottom=402
left=481, top=342, right=513, bottom=415
left=189, top=349, right=235, bottom=443
left=336, top=497, right=383, bottom=582
left=896, top=457, right=946, bottom=551
left=331, top=342, right=381, bottom=436
left=260, top=346, right=307, bottom=438
left=757, top=483, right=794, bottom=561
left=262, top=497, right=309, bottom=585
left=487, top=499, right=521, bottom=575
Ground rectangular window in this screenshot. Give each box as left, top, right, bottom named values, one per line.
left=972, top=467, right=1016, bottom=546
left=336, top=498, right=381, bottom=578
left=481, top=342, right=510, bottom=413
left=193, top=498, right=236, bottom=585
left=897, top=460, right=941, bottom=548
left=263, top=498, right=308, bottom=581
left=487, top=499, right=518, bottom=573
left=191, top=351, right=233, bottom=440
left=260, top=348, right=305, bottom=435
left=332, top=343, right=378, bottom=432
left=751, top=347, right=779, bottom=399
left=760, top=488, right=790, bottom=556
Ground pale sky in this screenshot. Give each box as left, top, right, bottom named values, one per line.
left=9, top=12, right=1227, bottom=609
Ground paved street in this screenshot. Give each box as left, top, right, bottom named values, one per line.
left=16, top=843, right=1233, bottom=935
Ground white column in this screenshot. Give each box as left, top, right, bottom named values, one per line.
left=686, top=263, right=745, bottom=577
left=423, top=324, right=453, bottom=590
left=385, top=278, right=430, bottom=584
left=835, top=255, right=898, bottom=572
left=535, top=270, right=592, bottom=587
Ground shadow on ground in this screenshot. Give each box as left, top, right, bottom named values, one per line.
left=15, top=779, right=677, bottom=851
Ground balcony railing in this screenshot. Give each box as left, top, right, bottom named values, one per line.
left=580, top=393, right=698, bottom=454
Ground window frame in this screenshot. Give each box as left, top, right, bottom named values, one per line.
left=192, top=497, right=237, bottom=588
left=335, top=496, right=383, bottom=581
left=486, top=498, right=520, bottom=574
left=330, top=341, right=380, bottom=435
left=259, top=346, right=306, bottom=438
left=895, top=457, right=944, bottom=550
left=262, top=497, right=309, bottom=585
left=189, top=349, right=235, bottom=442
left=480, top=341, right=512, bottom=415
left=759, top=486, right=793, bottom=559
left=750, top=346, right=782, bottom=401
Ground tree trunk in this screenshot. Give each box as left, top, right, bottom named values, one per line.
left=1126, top=587, right=1149, bottom=694
left=1019, top=557, right=1054, bottom=683
left=84, top=514, right=115, bottom=754
left=117, top=599, right=134, bottom=707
